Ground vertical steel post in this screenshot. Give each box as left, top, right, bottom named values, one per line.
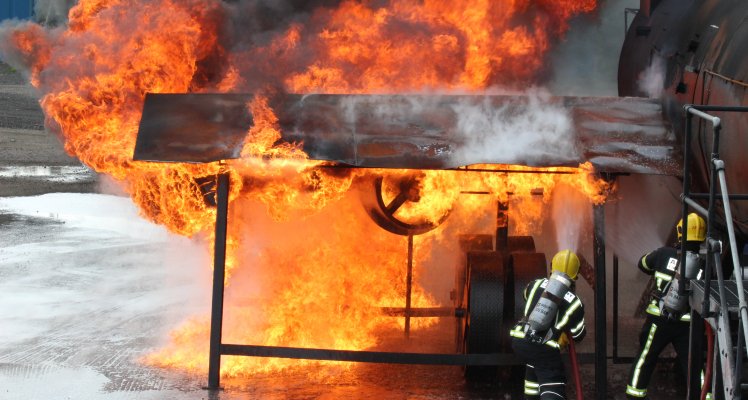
left=612, top=254, right=619, bottom=362
left=207, top=172, right=230, bottom=390
left=496, top=200, right=509, bottom=251
left=405, top=234, right=414, bottom=338
left=681, top=112, right=699, bottom=400
left=593, top=202, right=607, bottom=400
left=687, top=310, right=705, bottom=400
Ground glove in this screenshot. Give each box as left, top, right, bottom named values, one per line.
left=558, top=332, right=569, bottom=349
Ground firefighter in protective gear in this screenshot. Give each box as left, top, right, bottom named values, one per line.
left=510, top=249, right=586, bottom=399
left=625, top=213, right=706, bottom=399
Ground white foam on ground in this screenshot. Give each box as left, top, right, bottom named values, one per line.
left=0, top=193, right=212, bottom=399
left=0, top=166, right=95, bottom=182
left=0, top=193, right=169, bottom=239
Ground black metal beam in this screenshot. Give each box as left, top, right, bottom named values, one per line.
left=221, top=344, right=521, bottom=365
left=612, top=254, right=619, bottom=363
left=593, top=202, right=607, bottom=400
left=220, top=344, right=602, bottom=365
left=405, top=235, right=414, bottom=338
left=380, top=307, right=460, bottom=317
left=222, top=344, right=517, bottom=365
left=207, top=172, right=230, bottom=390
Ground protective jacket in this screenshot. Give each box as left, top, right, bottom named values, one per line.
left=627, top=246, right=697, bottom=398
left=638, top=246, right=696, bottom=322
left=510, top=277, right=586, bottom=400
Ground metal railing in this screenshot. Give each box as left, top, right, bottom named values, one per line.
left=681, top=104, right=748, bottom=399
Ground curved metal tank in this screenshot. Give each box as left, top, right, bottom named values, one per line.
left=618, top=0, right=748, bottom=246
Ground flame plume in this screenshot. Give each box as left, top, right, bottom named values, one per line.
left=1, top=0, right=606, bottom=377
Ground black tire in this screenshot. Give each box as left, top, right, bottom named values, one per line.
left=463, top=251, right=505, bottom=379
left=505, top=251, right=547, bottom=394
left=507, top=236, right=536, bottom=253
left=454, top=235, right=494, bottom=352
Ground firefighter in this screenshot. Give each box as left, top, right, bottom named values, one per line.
left=510, top=249, right=586, bottom=399
left=625, top=213, right=706, bottom=399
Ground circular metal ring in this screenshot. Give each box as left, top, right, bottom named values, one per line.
left=359, top=174, right=452, bottom=236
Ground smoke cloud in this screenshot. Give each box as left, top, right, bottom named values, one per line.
left=547, top=0, right=640, bottom=96
left=34, top=0, right=76, bottom=26
left=637, top=55, right=666, bottom=98
left=448, top=89, right=578, bottom=167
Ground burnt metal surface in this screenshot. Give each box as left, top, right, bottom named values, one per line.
left=135, top=93, right=251, bottom=163
left=135, top=93, right=678, bottom=175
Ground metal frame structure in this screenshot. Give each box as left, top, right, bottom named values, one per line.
left=679, top=104, right=748, bottom=400
left=203, top=169, right=612, bottom=398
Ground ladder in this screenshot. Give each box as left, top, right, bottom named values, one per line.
left=682, top=104, right=748, bottom=399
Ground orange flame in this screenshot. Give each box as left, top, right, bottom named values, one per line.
left=4, top=0, right=606, bottom=378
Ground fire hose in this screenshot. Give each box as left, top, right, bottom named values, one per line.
left=701, top=321, right=714, bottom=400
left=567, top=331, right=583, bottom=400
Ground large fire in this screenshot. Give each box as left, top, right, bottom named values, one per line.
left=3, top=0, right=607, bottom=377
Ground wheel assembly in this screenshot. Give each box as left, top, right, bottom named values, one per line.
left=454, top=235, right=494, bottom=353
left=462, top=251, right=505, bottom=378
left=359, top=173, right=453, bottom=236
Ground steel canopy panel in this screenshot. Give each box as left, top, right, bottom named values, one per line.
left=135, top=93, right=252, bottom=163
left=134, top=93, right=679, bottom=175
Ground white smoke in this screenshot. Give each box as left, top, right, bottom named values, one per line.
left=448, top=89, right=578, bottom=167
left=637, top=55, right=666, bottom=98
left=34, top=0, right=76, bottom=26
left=547, top=0, right=640, bottom=96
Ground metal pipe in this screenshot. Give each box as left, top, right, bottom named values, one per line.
left=715, top=159, right=748, bottom=359
left=207, top=172, right=230, bottom=390
left=679, top=112, right=693, bottom=300
left=593, top=203, right=607, bottom=400
left=405, top=234, right=414, bottom=338
left=685, top=106, right=721, bottom=128
left=689, top=105, right=748, bottom=113
left=687, top=193, right=748, bottom=200
left=680, top=195, right=709, bottom=217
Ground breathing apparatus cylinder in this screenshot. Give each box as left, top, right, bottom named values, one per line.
left=661, top=250, right=701, bottom=319
left=523, top=250, right=579, bottom=344
left=526, top=271, right=573, bottom=344
left=660, top=213, right=707, bottom=320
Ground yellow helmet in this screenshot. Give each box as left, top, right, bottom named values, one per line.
left=677, top=213, right=706, bottom=242
left=551, top=249, right=580, bottom=280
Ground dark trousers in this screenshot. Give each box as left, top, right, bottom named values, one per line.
left=511, top=337, right=566, bottom=399
left=626, top=315, right=689, bottom=398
